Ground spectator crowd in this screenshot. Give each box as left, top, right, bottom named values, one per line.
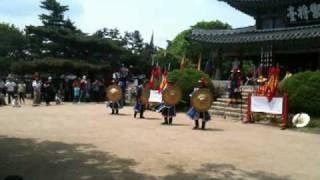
left=0, top=74, right=109, bottom=107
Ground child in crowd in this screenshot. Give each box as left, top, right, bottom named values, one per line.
left=17, top=80, right=26, bottom=104
left=55, top=89, right=63, bottom=105
left=12, top=94, right=20, bottom=108
left=73, top=79, right=80, bottom=103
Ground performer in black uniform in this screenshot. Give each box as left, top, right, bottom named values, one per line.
left=107, top=80, right=121, bottom=115
left=43, top=77, right=54, bottom=106
left=109, top=100, right=120, bottom=114
left=157, top=81, right=176, bottom=125
left=187, top=78, right=211, bottom=130
left=134, top=79, right=145, bottom=118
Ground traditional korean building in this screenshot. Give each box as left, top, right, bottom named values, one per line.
left=189, top=0, right=320, bottom=76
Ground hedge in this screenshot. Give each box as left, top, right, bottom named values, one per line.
left=281, top=71, right=320, bottom=116
left=168, top=68, right=214, bottom=110
left=10, top=58, right=110, bottom=75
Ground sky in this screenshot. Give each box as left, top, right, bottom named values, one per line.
left=0, top=0, right=254, bottom=47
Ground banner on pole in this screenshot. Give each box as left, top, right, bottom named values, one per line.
left=149, top=90, right=162, bottom=103
left=251, top=96, right=283, bottom=114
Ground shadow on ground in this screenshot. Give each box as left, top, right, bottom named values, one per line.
left=163, top=164, right=291, bottom=180
left=0, top=136, right=291, bottom=180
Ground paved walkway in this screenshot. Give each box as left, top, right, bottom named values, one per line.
left=0, top=102, right=319, bottom=180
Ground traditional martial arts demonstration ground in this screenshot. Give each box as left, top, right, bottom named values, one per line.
left=0, top=102, right=320, bottom=180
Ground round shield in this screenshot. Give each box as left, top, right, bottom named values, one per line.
left=191, top=88, right=213, bottom=112
left=106, top=85, right=122, bottom=102
left=163, top=86, right=182, bottom=106
left=292, top=113, right=311, bottom=128
left=141, top=87, right=150, bottom=105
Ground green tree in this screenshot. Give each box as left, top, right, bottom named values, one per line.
left=123, top=30, right=145, bottom=55
left=26, top=0, right=80, bottom=58
left=26, top=0, right=124, bottom=61
left=39, top=0, right=69, bottom=27
left=167, top=20, right=231, bottom=78
left=153, top=48, right=179, bottom=70
left=168, top=68, right=214, bottom=110
left=94, top=28, right=123, bottom=42
left=0, top=23, right=27, bottom=60
left=168, top=20, right=231, bottom=59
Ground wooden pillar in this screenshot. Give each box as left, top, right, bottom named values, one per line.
left=209, top=51, right=215, bottom=79
left=238, top=49, right=244, bottom=71
left=214, top=48, right=223, bottom=80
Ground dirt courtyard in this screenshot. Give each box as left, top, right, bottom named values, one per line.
left=0, top=102, right=320, bottom=180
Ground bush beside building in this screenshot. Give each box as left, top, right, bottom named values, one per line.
left=281, top=71, right=320, bottom=116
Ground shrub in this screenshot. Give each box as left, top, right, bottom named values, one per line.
left=168, top=68, right=214, bottom=110
left=281, top=71, right=320, bottom=116
left=10, top=58, right=110, bottom=75
left=0, top=58, right=14, bottom=75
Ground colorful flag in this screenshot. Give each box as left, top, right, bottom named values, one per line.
left=158, top=73, right=168, bottom=93
left=153, top=64, right=161, bottom=78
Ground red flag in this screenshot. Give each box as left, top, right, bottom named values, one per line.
left=152, top=64, right=161, bottom=78
left=158, top=74, right=168, bottom=93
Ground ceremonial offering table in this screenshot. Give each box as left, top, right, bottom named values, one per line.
left=245, top=93, right=288, bottom=130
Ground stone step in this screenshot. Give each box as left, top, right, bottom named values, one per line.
left=220, top=95, right=249, bottom=100
left=241, top=89, right=255, bottom=93
left=212, top=101, right=248, bottom=109
left=220, top=91, right=249, bottom=95
left=209, top=110, right=246, bottom=119
left=211, top=105, right=245, bottom=113
left=240, top=86, right=256, bottom=92
left=216, top=98, right=247, bottom=104
left=209, top=110, right=224, bottom=116
left=221, top=90, right=251, bottom=94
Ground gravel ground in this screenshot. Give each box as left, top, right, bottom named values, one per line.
left=0, top=101, right=320, bottom=180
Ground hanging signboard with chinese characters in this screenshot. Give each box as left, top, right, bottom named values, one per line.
left=287, top=2, right=320, bottom=24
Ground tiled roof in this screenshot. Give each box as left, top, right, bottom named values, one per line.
left=190, top=25, right=320, bottom=44
left=219, top=0, right=317, bottom=16
left=219, top=0, right=314, bottom=4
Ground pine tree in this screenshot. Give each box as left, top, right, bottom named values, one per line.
left=39, top=0, right=69, bottom=27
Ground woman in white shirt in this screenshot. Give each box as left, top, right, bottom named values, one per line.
left=5, top=79, right=16, bottom=104
left=18, top=80, right=27, bottom=104
left=32, top=79, right=42, bottom=106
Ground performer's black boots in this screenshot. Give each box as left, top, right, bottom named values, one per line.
left=193, top=120, right=199, bottom=129
left=134, top=112, right=144, bottom=119
left=201, top=121, right=206, bottom=130
left=162, top=117, right=168, bottom=125
left=140, top=110, right=144, bottom=118
left=112, top=109, right=118, bottom=114
left=169, top=117, right=173, bottom=125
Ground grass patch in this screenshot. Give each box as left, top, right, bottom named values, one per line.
left=291, top=117, right=320, bottom=134
left=251, top=114, right=320, bottom=134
